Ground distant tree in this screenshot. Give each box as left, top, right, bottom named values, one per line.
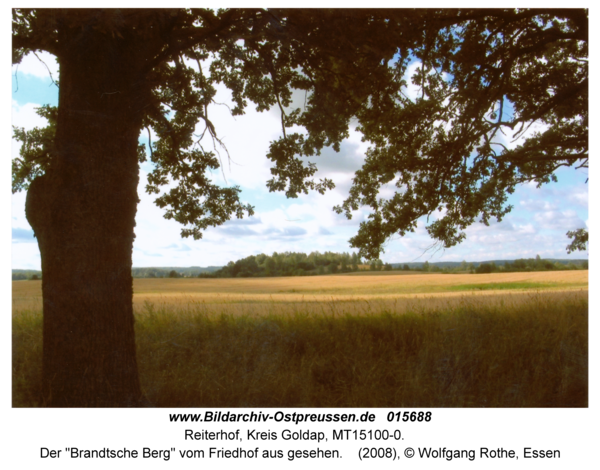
left=29, top=274, right=39, bottom=281
left=384, top=263, right=393, bottom=271
left=241, top=256, right=259, bottom=275
left=369, top=259, right=384, bottom=271
left=475, top=262, right=498, bottom=274
left=512, top=259, right=527, bottom=270
left=197, top=272, right=216, bottom=278
left=351, top=252, right=360, bottom=271
left=422, top=261, right=430, bottom=273
left=168, top=270, right=179, bottom=278
left=297, top=260, right=313, bottom=272
left=256, top=253, right=268, bottom=266
left=265, top=257, right=276, bottom=273
left=402, top=264, right=410, bottom=271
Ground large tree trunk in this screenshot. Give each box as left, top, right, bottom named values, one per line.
left=25, top=29, right=150, bottom=406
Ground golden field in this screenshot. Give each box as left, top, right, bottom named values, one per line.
left=13, top=271, right=588, bottom=407
left=12, top=269, right=588, bottom=313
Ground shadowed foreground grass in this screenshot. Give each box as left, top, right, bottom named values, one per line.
left=13, top=291, right=587, bottom=407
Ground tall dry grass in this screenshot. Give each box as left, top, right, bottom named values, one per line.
left=13, top=275, right=587, bottom=407
left=131, top=290, right=587, bottom=407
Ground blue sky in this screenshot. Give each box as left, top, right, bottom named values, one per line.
left=11, top=51, right=588, bottom=269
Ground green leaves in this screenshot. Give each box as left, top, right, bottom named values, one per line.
left=12, top=9, right=587, bottom=254
left=12, top=105, right=56, bottom=193
left=566, top=228, right=588, bottom=254
left=147, top=146, right=255, bottom=240
left=334, top=9, right=587, bottom=258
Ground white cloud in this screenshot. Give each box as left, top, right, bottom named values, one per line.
left=567, top=189, right=588, bottom=208
left=13, top=51, right=59, bottom=79
left=402, top=61, right=424, bottom=102
left=12, top=228, right=35, bottom=242
left=515, top=224, right=536, bottom=235
left=12, top=100, right=48, bottom=131
left=534, top=209, right=586, bottom=232
left=519, top=199, right=555, bottom=212
left=189, top=83, right=281, bottom=191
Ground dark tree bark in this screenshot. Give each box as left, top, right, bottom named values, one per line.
left=25, top=27, right=153, bottom=406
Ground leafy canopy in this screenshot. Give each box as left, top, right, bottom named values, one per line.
left=12, top=9, right=588, bottom=258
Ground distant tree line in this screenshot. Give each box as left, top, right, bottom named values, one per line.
left=12, top=255, right=587, bottom=281
left=201, top=253, right=587, bottom=278
left=12, top=270, right=42, bottom=281
left=472, top=255, right=588, bottom=274
left=393, top=257, right=587, bottom=274
left=130, top=267, right=220, bottom=278
left=200, top=251, right=373, bottom=278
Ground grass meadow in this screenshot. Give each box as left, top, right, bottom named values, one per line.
left=13, top=271, right=588, bottom=407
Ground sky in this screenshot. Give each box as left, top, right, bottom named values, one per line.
left=4, top=8, right=596, bottom=467
left=10, top=48, right=589, bottom=270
